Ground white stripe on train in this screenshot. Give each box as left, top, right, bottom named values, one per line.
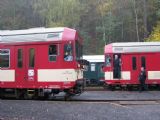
left=0, top=69, right=83, bottom=82
left=105, top=71, right=160, bottom=80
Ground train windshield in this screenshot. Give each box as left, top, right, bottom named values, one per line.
left=64, top=42, right=73, bottom=61
left=76, top=41, right=82, bottom=61
left=105, top=54, right=111, bottom=67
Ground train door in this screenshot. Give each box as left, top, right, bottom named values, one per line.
left=15, top=46, right=26, bottom=86
left=131, top=55, right=146, bottom=84
left=15, top=46, right=37, bottom=87
left=113, top=54, right=121, bottom=79
left=25, top=46, right=36, bottom=85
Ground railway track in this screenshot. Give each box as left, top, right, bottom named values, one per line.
left=68, top=100, right=160, bottom=107
left=1, top=96, right=160, bottom=106
left=84, top=86, right=106, bottom=91
left=1, top=87, right=160, bottom=103
left=84, top=86, right=160, bottom=91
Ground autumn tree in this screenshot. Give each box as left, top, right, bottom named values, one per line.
left=146, top=21, right=160, bottom=41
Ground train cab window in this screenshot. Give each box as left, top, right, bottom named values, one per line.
left=141, top=56, right=146, bottom=68
left=0, top=49, right=10, bottom=68
left=132, top=57, right=137, bottom=70
left=29, top=48, right=35, bottom=68
left=17, top=49, right=23, bottom=68
left=91, top=64, right=95, bottom=71
left=105, top=55, right=111, bottom=67
left=64, top=42, right=73, bottom=61
left=48, top=45, right=57, bottom=61
left=76, top=41, right=82, bottom=60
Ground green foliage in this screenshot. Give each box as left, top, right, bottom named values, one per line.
left=34, top=0, right=82, bottom=28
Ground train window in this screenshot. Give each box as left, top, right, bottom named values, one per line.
left=64, top=42, right=73, bottom=61
left=91, top=64, right=95, bottom=71
left=76, top=41, right=82, bottom=60
left=141, top=56, right=146, bottom=68
left=132, top=57, right=137, bottom=70
left=49, top=45, right=57, bottom=61
left=17, top=49, right=23, bottom=68
left=105, top=55, right=111, bottom=67
left=0, top=49, right=10, bottom=68
left=29, top=48, right=35, bottom=68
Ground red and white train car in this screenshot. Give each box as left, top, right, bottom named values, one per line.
left=0, top=27, right=87, bottom=98
left=103, top=42, right=160, bottom=89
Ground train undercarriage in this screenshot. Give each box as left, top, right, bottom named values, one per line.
left=0, top=82, right=85, bottom=100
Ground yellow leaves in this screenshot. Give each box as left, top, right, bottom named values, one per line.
left=97, top=0, right=112, bottom=17
left=146, top=21, right=160, bottom=41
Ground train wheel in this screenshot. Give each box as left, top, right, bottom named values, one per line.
left=64, top=93, right=71, bottom=101
left=127, top=86, right=133, bottom=91
left=15, top=89, right=21, bottom=99
left=33, top=89, right=39, bottom=100
left=0, top=89, right=4, bottom=99
left=0, top=89, right=2, bottom=98
left=158, top=85, right=160, bottom=90
left=108, top=85, right=115, bottom=91
left=44, top=93, right=49, bottom=99
left=103, top=84, right=108, bottom=90
left=22, top=89, right=29, bottom=100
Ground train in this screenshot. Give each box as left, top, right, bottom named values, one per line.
left=83, top=55, right=104, bottom=86
left=103, top=42, right=160, bottom=90
left=0, top=27, right=88, bottom=99
left=1, top=26, right=160, bottom=100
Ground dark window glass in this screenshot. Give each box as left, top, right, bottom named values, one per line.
left=29, top=48, right=35, bottom=68
left=0, top=49, right=10, bottom=68
left=105, top=55, right=111, bottom=67
left=17, top=49, right=23, bottom=68
left=49, top=45, right=57, bottom=61
left=47, top=33, right=60, bottom=38
left=76, top=41, right=82, bottom=60
left=132, top=57, right=137, bottom=70
left=64, top=42, right=73, bottom=61
left=141, top=56, right=146, bottom=68
left=113, top=54, right=121, bottom=78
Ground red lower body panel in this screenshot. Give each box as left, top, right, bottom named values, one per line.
left=0, top=81, right=76, bottom=90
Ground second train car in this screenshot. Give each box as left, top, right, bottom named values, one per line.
left=103, top=42, right=160, bottom=89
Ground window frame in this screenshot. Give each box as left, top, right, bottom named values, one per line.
left=132, top=56, right=137, bottom=70
left=64, top=42, right=73, bottom=62
left=141, top=56, right=146, bottom=68
left=17, top=49, right=23, bottom=68
left=91, top=63, right=96, bottom=71
left=29, top=48, right=35, bottom=68
left=105, top=54, right=111, bottom=67
left=0, top=49, right=10, bottom=68
left=76, top=40, right=82, bottom=60
left=48, top=44, right=59, bottom=62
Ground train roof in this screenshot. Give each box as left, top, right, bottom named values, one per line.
left=105, top=42, right=160, bottom=53
left=83, top=55, right=104, bottom=62
left=0, top=27, right=77, bottom=43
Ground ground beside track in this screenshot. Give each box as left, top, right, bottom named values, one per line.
left=0, top=99, right=160, bottom=120
left=1, top=91, right=160, bottom=120
left=71, top=91, right=160, bottom=101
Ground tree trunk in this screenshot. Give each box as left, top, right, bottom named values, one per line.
left=133, top=0, right=140, bottom=42
left=121, top=21, right=124, bottom=41
left=143, top=0, right=148, bottom=40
